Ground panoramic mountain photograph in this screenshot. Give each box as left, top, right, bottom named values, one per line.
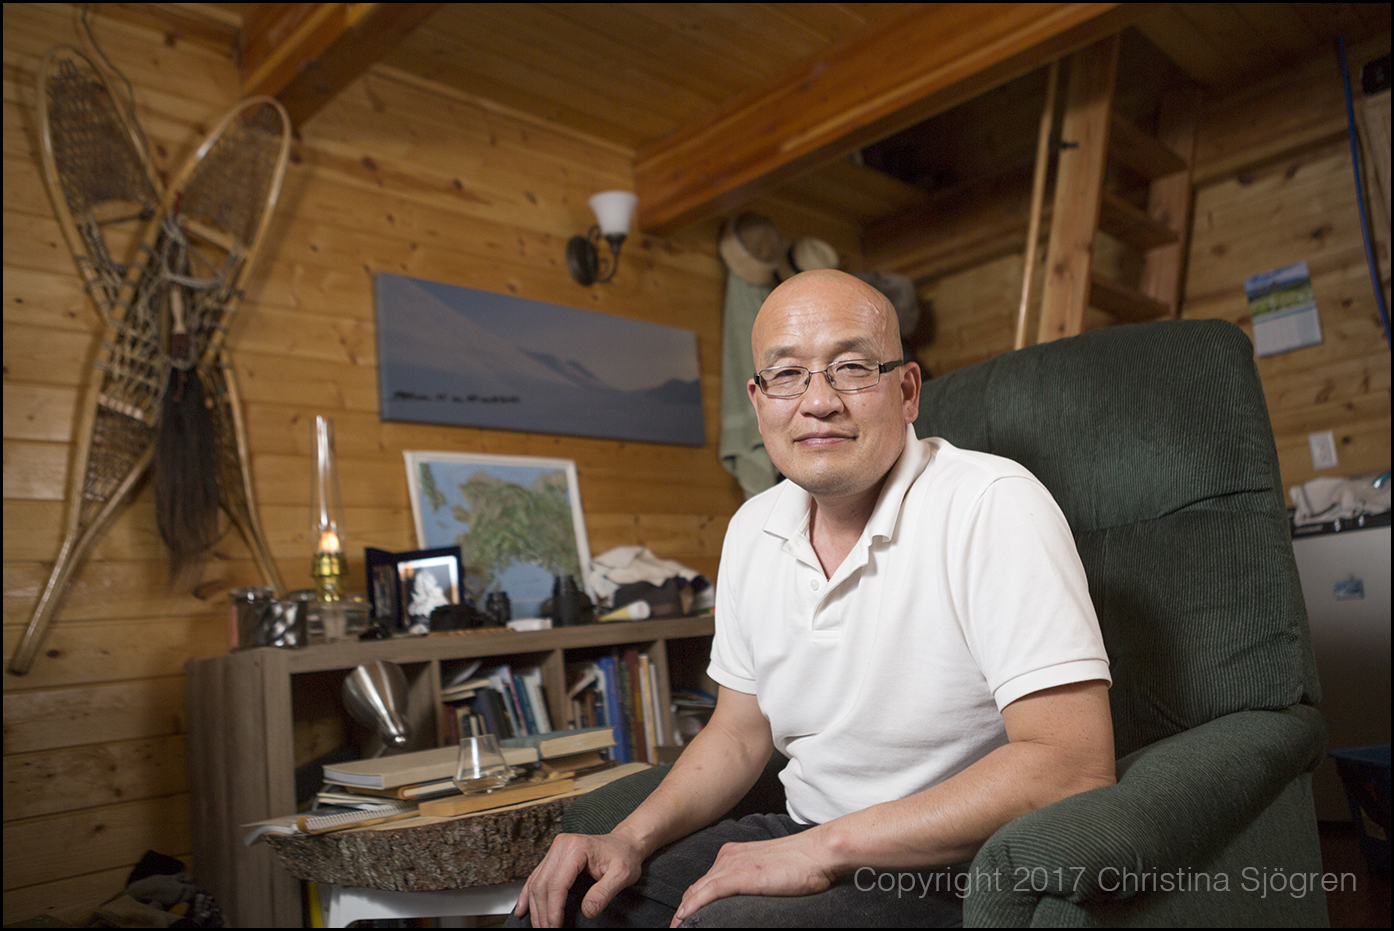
left=375, top=272, right=705, bottom=445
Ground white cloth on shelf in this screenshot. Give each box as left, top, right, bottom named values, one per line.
left=586, top=545, right=701, bottom=606
left=1289, top=473, right=1391, bottom=526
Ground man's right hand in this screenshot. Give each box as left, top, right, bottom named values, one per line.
left=512, top=829, right=645, bottom=928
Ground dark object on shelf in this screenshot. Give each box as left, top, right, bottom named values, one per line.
left=613, top=577, right=692, bottom=617
left=549, top=575, right=593, bottom=626
left=429, top=598, right=498, bottom=630
left=485, top=590, right=512, bottom=625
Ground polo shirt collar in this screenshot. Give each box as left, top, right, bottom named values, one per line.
left=763, top=424, right=931, bottom=546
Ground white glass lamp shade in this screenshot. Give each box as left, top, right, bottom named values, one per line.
left=311, top=415, right=346, bottom=553
left=589, top=191, right=638, bottom=238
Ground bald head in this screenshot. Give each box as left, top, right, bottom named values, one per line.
left=745, top=268, right=921, bottom=508
left=752, top=269, right=901, bottom=371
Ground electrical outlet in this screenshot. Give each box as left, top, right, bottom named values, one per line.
left=1308, top=430, right=1339, bottom=470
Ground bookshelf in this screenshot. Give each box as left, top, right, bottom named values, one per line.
left=185, top=615, right=713, bottom=927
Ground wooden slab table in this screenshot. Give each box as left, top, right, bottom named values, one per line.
left=261, top=764, right=648, bottom=926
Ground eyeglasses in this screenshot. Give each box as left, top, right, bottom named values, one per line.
left=754, top=359, right=904, bottom=398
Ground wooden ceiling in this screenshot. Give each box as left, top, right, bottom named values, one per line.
left=373, top=4, right=1391, bottom=154
left=197, top=3, right=1389, bottom=266
left=381, top=3, right=915, bottom=152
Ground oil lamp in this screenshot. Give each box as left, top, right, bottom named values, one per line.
left=311, top=415, right=346, bottom=602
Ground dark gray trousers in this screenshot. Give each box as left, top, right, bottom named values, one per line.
left=508, top=813, right=966, bottom=928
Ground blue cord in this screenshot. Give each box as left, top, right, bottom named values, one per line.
left=1336, top=35, right=1392, bottom=348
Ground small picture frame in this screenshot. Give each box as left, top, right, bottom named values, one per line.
left=398, top=554, right=460, bottom=630
left=364, top=546, right=462, bottom=632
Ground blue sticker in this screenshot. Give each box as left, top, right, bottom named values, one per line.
left=1333, top=579, right=1364, bottom=601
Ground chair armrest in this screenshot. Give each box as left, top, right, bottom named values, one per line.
left=560, top=764, right=673, bottom=835
left=965, top=705, right=1325, bottom=925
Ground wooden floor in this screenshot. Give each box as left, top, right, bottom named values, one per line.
left=1322, top=821, right=1391, bottom=928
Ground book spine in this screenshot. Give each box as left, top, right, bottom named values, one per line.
left=513, top=672, right=539, bottom=735
left=620, top=647, right=643, bottom=765
left=597, top=656, right=629, bottom=764
left=638, top=654, right=656, bottom=764
left=522, top=667, right=554, bottom=734
left=649, top=661, right=666, bottom=749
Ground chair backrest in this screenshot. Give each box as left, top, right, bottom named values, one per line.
left=915, top=319, right=1319, bottom=758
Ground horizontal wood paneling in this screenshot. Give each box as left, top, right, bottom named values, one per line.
left=2, top=677, right=187, bottom=754
left=4, top=734, right=188, bottom=819
left=3, top=4, right=740, bottom=922
left=3, top=794, right=192, bottom=891
left=1, top=864, right=143, bottom=927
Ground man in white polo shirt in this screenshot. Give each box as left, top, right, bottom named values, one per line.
left=513, top=269, right=1114, bottom=928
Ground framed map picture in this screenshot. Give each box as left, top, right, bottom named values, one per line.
left=404, top=451, right=591, bottom=619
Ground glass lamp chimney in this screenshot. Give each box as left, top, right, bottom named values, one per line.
left=311, top=415, right=347, bottom=601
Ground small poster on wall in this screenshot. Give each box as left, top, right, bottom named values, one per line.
left=404, top=451, right=591, bottom=619
left=1245, top=260, right=1323, bottom=357
left=375, top=272, right=705, bottom=445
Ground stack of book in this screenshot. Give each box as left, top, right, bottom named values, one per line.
left=312, top=726, right=617, bottom=820
left=441, top=660, right=553, bottom=744
left=565, top=647, right=669, bottom=765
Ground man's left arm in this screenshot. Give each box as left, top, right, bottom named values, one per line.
left=671, top=678, right=1114, bottom=925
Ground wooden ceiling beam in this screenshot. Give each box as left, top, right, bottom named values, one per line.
left=634, top=2, right=1153, bottom=236
left=241, top=3, right=442, bottom=125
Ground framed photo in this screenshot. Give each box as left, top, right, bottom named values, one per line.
left=398, top=554, right=460, bottom=630
left=404, top=451, right=591, bottom=619
left=365, top=546, right=462, bottom=632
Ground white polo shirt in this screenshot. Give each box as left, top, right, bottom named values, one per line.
left=708, top=426, right=1110, bottom=825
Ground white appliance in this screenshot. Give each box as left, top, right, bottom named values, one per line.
left=1291, top=518, right=1391, bottom=821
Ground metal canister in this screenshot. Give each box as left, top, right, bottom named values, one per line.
left=229, top=587, right=275, bottom=650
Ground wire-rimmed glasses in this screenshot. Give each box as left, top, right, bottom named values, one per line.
left=754, top=359, right=904, bottom=398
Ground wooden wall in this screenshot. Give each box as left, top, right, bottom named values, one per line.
left=914, top=33, right=1391, bottom=498
left=3, top=4, right=740, bottom=923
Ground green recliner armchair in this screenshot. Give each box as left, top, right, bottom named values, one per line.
left=562, top=319, right=1328, bottom=926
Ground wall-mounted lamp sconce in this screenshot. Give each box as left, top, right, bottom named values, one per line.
left=567, top=190, right=638, bottom=285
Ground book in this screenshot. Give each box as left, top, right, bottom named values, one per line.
left=417, top=776, right=575, bottom=817
left=517, top=665, right=554, bottom=734
left=334, top=776, right=462, bottom=800
left=638, top=653, right=656, bottom=764
left=298, top=804, right=418, bottom=835
left=500, top=726, right=617, bottom=759
left=539, top=750, right=610, bottom=777
left=596, top=655, right=630, bottom=763
left=441, top=677, right=488, bottom=702
left=243, top=800, right=416, bottom=844
left=323, top=744, right=538, bottom=789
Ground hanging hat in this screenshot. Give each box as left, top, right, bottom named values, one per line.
left=719, top=213, right=783, bottom=286
left=855, top=270, right=921, bottom=337
left=776, top=236, right=840, bottom=282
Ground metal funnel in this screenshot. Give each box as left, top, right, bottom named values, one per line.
left=342, top=661, right=412, bottom=751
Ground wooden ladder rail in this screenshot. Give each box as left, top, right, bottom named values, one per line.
left=1034, top=33, right=1198, bottom=344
